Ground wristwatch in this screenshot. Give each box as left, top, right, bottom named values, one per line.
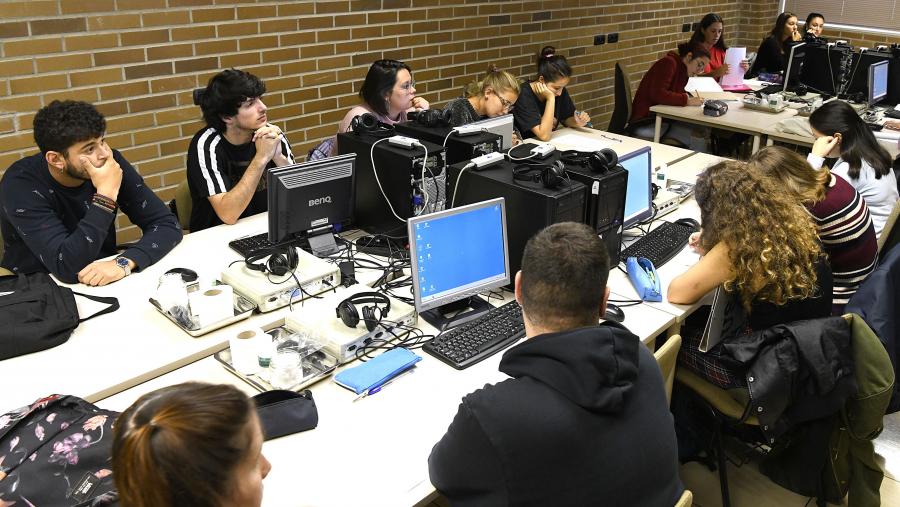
left=115, top=256, right=132, bottom=277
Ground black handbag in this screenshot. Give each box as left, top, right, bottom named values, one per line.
left=253, top=389, right=318, bottom=440
left=0, top=395, right=119, bottom=506
left=0, top=273, right=119, bottom=360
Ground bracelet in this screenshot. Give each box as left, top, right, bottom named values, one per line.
left=92, top=193, right=117, bottom=214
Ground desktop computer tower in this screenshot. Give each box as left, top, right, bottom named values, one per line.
left=337, top=132, right=447, bottom=235
left=446, top=159, right=586, bottom=276
left=563, top=163, right=628, bottom=265
left=393, top=122, right=503, bottom=165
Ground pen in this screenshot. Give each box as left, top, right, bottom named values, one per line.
left=353, top=367, right=416, bottom=401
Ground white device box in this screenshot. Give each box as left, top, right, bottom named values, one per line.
left=284, top=285, right=417, bottom=364
left=221, top=248, right=340, bottom=312
left=653, top=188, right=681, bottom=219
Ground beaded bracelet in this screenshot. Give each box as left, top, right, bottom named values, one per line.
left=92, top=193, right=117, bottom=214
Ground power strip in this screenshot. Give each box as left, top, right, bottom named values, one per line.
left=452, top=125, right=483, bottom=136
left=388, top=135, right=422, bottom=149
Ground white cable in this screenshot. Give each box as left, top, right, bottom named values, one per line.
left=451, top=163, right=475, bottom=208
left=415, top=142, right=429, bottom=215
left=506, top=144, right=539, bottom=161
left=369, top=138, right=406, bottom=222
left=442, top=130, right=454, bottom=147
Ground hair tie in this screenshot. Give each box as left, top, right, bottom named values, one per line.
left=544, top=53, right=554, bottom=59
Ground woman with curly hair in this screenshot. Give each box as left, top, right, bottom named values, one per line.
left=668, top=161, right=833, bottom=389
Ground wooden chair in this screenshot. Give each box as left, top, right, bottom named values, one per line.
left=174, top=179, right=192, bottom=233
left=877, top=198, right=900, bottom=261
left=675, top=314, right=884, bottom=507
left=654, top=334, right=682, bottom=407
left=673, top=489, right=693, bottom=507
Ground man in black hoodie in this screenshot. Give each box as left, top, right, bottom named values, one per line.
left=428, top=222, right=683, bottom=506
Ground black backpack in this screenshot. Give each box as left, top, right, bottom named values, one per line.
left=0, top=273, right=119, bottom=360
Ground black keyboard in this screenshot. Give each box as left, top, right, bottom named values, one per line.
left=424, top=300, right=526, bottom=370
left=757, top=83, right=785, bottom=95
left=620, top=221, right=696, bottom=268
left=229, top=232, right=284, bottom=258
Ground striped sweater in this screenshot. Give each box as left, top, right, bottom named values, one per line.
left=807, top=174, right=878, bottom=313
left=186, top=126, right=294, bottom=232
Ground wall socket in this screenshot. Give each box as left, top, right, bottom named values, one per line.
left=608, top=32, right=619, bottom=43
left=594, top=34, right=606, bottom=45
left=681, top=23, right=691, bottom=32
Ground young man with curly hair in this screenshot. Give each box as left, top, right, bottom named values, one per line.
left=0, top=100, right=182, bottom=286
left=187, top=68, right=295, bottom=232
left=428, top=222, right=683, bottom=507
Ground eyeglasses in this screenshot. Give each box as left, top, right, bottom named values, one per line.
left=398, top=80, right=416, bottom=92
left=497, top=94, right=514, bottom=112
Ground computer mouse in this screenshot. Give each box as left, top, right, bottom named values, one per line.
left=674, top=217, right=700, bottom=232
left=603, top=303, right=625, bottom=323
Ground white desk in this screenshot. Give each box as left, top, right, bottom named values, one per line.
left=650, top=101, right=797, bottom=154
left=1, top=214, right=294, bottom=410
left=763, top=120, right=900, bottom=159
left=546, top=127, right=696, bottom=168
left=98, top=285, right=676, bottom=507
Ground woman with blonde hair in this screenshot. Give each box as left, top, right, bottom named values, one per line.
left=668, top=161, right=832, bottom=388
left=112, top=382, right=271, bottom=507
left=750, top=146, right=877, bottom=313
left=443, top=65, right=519, bottom=127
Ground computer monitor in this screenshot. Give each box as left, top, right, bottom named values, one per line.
left=468, top=114, right=514, bottom=149
left=408, top=197, right=510, bottom=330
left=267, top=153, right=355, bottom=256
left=868, top=60, right=889, bottom=106
left=783, top=42, right=806, bottom=93
left=619, top=146, right=653, bottom=229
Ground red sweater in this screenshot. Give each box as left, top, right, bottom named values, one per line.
left=704, top=45, right=726, bottom=74
left=630, top=52, right=689, bottom=123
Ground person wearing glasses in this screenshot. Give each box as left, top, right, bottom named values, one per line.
left=513, top=46, right=590, bottom=141
left=330, top=59, right=429, bottom=155
left=442, top=65, right=519, bottom=127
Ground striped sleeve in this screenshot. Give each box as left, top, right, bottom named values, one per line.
left=194, top=128, right=228, bottom=196
left=279, top=133, right=295, bottom=164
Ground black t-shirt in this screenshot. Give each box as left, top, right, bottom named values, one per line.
left=185, top=127, right=294, bottom=232
left=513, top=81, right=577, bottom=139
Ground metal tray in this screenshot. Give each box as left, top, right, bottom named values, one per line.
left=214, top=327, right=339, bottom=393
left=149, top=280, right=257, bottom=337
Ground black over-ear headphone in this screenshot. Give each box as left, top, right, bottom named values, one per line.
left=245, top=246, right=299, bottom=276
left=512, top=160, right=567, bottom=189
left=335, top=292, right=391, bottom=331
left=559, top=148, right=618, bottom=173
left=349, top=113, right=394, bottom=137
left=412, top=108, right=452, bottom=128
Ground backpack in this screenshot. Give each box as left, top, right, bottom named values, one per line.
left=0, top=273, right=119, bottom=360
left=0, top=395, right=120, bottom=506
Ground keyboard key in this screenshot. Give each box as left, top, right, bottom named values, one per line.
left=423, top=300, right=525, bottom=370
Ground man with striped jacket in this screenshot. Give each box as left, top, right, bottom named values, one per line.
left=187, top=69, right=294, bottom=232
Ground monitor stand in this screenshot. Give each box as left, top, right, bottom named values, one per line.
left=307, top=230, right=344, bottom=257
left=420, top=295, right=493, bottom=331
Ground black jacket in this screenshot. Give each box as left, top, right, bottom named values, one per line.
left=722, top=316, right=857, bottom=442
left=428, top=323, right=683, bottom=507
left=847, top=245, right=900, bottom=413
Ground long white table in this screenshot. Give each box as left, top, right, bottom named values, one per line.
left=546, top=127, right=696, bottom=168
left=650, top=101, right=797, bottom=154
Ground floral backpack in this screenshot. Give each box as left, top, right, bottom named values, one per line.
left=0, top=395, right=119, bottom=506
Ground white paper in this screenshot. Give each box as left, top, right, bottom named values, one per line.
left=721, top=47, right=746, bottom=87
left=685, top=77, right=723, bottom=93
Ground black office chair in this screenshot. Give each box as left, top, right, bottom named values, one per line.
left=609, top=62, right=682, bottom=147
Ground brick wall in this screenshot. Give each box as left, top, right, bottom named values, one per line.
left=0, top=0, right=891, bottom=242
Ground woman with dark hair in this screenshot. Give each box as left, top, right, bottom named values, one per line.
left=747, top=12, right=801, bottom=77
left=690, top=13, right=748, bottom=79
left=326, top=59, right=429, bottom=155
left=669, top=161, right=832, bottom=389
left=513, top=46, right=590, bottom=141
left=112, top=382, right=271, bottom=507
left=808, top=100, right=899, bottom=237
left=804, top=12, right=826, bottom=41
left=630, top=42, right=710, bottom=149
left=751, top=146, right=877, bottom=314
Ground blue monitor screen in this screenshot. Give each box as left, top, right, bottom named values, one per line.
left=620, top=147, right=653, bottom=227
left=408, top=199, right=509, bottom=310
left=870, top=61, right=889, bottom=104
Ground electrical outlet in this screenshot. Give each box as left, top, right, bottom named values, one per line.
left=681, top=23, right=691, bottom=32
left=594, top=34, right=606, bottom=45
left=608, top=32, right=619, bottom=43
